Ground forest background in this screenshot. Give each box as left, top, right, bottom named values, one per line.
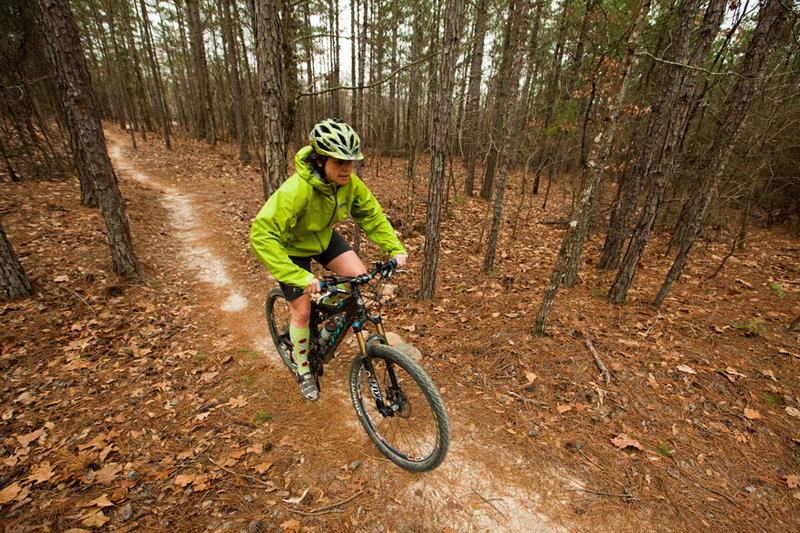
left=1, top=0, right=800, bottom=531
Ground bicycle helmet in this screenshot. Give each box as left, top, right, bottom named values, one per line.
left=309, top=118, right=364, bottom=160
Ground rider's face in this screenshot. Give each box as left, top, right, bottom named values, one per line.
left=324, top=157, right=354, bottom=186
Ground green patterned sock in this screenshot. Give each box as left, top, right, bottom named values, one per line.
left=290, top=325, right=311, bottom=375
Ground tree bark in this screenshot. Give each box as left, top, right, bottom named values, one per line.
left=254, top=0, right=287, bottom=198
left=534, top=0, right=651, bottom=335
left=608, top=0, right=726, bottom=305
left=654, top=0, right=793, bottom=308
left=138, top=0, right=171, bottom=149
left=478, top=0, right=528, bottom=201
left=598, top=0, right=701, bottom=271
left=186, top=0, right=216, bottom=147
left=221, top=0, right=250, bottom=161
left=462, top=0, right=488, bottom=197
left=483, top=0, right=532, bottom=272
left=37, top=0, right=140, bottom=278
left=419, top=0, right=464, bottom=300
left=402, top=1, right=424, bottom=236
left=0, top=219, right=33, bottom=299
left=561, top=0, right=652, bottom=288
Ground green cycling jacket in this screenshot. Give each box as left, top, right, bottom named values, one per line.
left=250, top=145, right=407, bottom=289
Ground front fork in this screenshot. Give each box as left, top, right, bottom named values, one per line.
left=354, top=314, right=396, bottom=417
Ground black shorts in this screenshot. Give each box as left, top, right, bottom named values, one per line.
left=279, top=230, right=352, bottom=301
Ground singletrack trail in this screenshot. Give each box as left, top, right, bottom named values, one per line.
left=107, top=132, right=575, bottom=532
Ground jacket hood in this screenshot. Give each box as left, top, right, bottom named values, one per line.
left=295, top=145, right=336, bottom=194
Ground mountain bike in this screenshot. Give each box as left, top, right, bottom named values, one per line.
left=265, top=260, right=450, bottom=472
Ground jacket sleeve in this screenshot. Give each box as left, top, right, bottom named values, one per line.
left=349, top=176, right=407, bottom=257
left=250, top=181, right=315, bottom=289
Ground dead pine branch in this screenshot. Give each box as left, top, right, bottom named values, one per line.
left=564, top=487, right=639, bottom=502
left=473, top=490, right=508, bottom=520
left=288, top=490, right=364, bottom=516
left=584, top=338, right=611, bottom=384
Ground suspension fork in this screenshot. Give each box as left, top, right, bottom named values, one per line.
left=353, top=315, right=396, bottom=417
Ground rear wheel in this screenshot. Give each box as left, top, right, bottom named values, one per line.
left=265, top=287, right=296, bottom=373
left=349, top=344, right=450, bottom=471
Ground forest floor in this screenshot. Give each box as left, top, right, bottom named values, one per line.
left=1, top=128, right=799, bottom=532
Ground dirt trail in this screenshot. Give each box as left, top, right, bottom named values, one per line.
left=106, top=133, right=572, bottom=532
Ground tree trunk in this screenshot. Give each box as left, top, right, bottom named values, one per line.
left=462, top=0, right=488, bottom=197
left=102, top=0, right=137, bottom=149
left=0, top=133, right=20, bottom=182
left=0, top=219, right=33, bottom=299
left=561, top=0, right=652, bottom=288
left=221, top=0, right=250, bottom=161
left=174, top=0, right=198, bottom=136
left=138, top=0, right=171, bottom=149
left=279, top=0, right=299, bottom=149
left=534, top=0, right=651, bottom=335
left=608, top=0, right=725, bottom=305
left=328, top=0, right=340, bottom=117
left=403, top=1, right=424, bottom=236
left=37, top=0, right=140, bottom=278
left=654, top=0, right=793, bottom=309
left=186, top=0, right=215, bottom=147
left=254, top=0, right=287, bottom=198
left=419, top=0, right=464, bottom=300
left=121, top=0, right=152, bottom=138
left=598, top=0, right=701, bottom=271
left=483, top=0, right=531, bottom=272
left=478, top=0, right=528, bottom=201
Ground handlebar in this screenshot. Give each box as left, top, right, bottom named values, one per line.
left=319, top=259, right=399, bottom=295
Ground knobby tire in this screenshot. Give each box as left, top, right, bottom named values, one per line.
left=349, top=344, right=450, bottom=472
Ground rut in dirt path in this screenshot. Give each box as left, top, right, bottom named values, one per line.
left=106, top=136, right=573, bottom=532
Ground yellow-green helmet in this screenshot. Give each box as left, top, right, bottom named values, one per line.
left=309, top=118, right=364, bottom=160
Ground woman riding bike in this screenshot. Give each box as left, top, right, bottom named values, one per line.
left=250, top=118, right=407, bottom=401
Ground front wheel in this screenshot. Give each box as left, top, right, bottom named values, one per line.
left=349, top=344, right=450, bottom=471
left=265, top=287, right=296, bottom=373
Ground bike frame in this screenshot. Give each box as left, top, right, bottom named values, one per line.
left=309, top=270, right=401, bottom=418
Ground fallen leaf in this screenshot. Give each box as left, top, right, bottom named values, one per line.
left=400, top=324, right=416, bottom=332
left=280, top=519, right=301, bottom=533
left=54, top=275, right=69, bottom=282
left=94, top=463, right=123, bottom=485
left=174, top=474, right=196, bottom=487
left=85, top=494, right=114, bottom=508
left=611, top=433, right=643, bottom=450
left=784, top=475, right=800, bottom=489
left=744, top=408, right=761, bottom=420
left=81, top=509, right=110, bottom=527
left=0, top=482, right=21, bottom=504
left=64, top=529, right=92, bottom=533
left=246, top=443, right=264, bottom=455
left=227, top=396, right=247, bottom=408
left=27, top=461, right=55, bottom=484
left=761, top=369, right=777, bottom=381
left=17, top=428, right=44, bottom=447
left=785, top=407, right=800, bottom=419
left=557, top=404, right=572, bottom=414
left=677, top=365, right=697, bottom=375
left=254, top=462, right=272, bottom=474
left=725, top=367, right=746, bottom=378
left=196, top=412, right=210, bottom=421
left=525, top=372, right=537, bottom=383
left=778, top=348, right=799, bottom=359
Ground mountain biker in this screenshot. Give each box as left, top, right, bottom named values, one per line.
left=250, top=118, right=407, bottom=402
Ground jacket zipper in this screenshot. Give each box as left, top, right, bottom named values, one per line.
left=315, top=188, right=338, bottom=253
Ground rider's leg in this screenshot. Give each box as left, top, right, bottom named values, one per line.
left=325, top=250, right=367, bottom=277
left=288, top=295, right=312, bottom=376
